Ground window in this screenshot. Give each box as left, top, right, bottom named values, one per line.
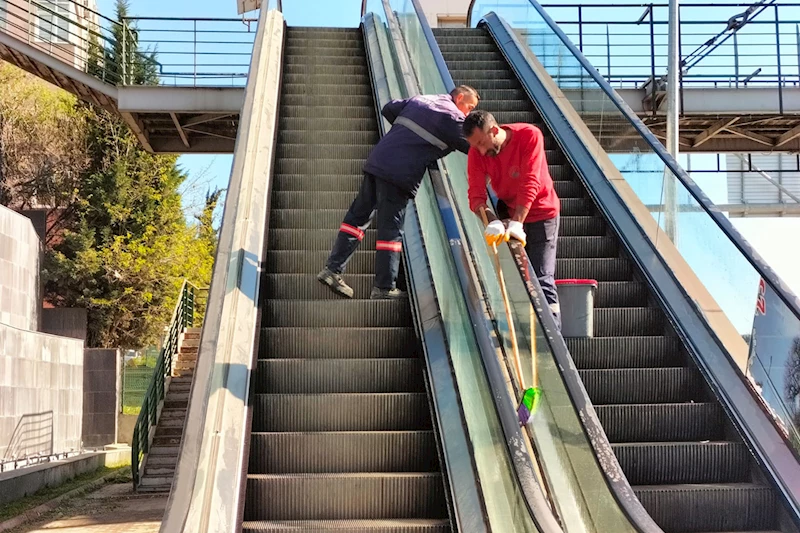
left=437, top=15, right=467, bottom=28
left=38, top=0, right=71, bottom=43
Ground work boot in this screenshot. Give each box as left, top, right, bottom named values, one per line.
left=370, top=287, right=407, bottom=300
left=317, top=268, right=354, bottom=298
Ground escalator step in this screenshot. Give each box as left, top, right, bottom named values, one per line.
left=285, top=38, right=364, bottom=48
left=594, top=281, right=648, bottom=307
left=633, top=483, right=775, bottom=532
left=259, top=327, right=418, bottom=360
left=271, top=209, right=353, bottom=228
left=594, top=307, right=664, bottom=337
left=276, top=144, right=373, bottom=160
left=255, top=359, right=424, bottom=393
left=266, top=251, right=374, bottom=274
left=595, top=403, right=725, bottom=442
left=284, top=56, right=367, bottom=67
left=264, top=273, right=376, bottom=299
left=579, top=368, right=702, bottom=404
left=280, top=106, right=376, bottom=119
left=282, top=83, right=372, bottom=96
left=557, top=236, right=616, bottom=258
left=242, top=518, right=450, bottom=532
left=559, top=198, right=595, bottom=217
left=283, top=64, right=371, bottom=76
left=248, top=431, right=437, bottom=473
left=274, top=158, right=367, bottom=175
left=443, top=51, right=505, bottom=62
left=283, top=73, right=371, bottom=86
left=252, top=393, right=432, bottom=432
left=566, top=336, right=685, bottom=368
left=273, top=175, right=363, bottom=192
left=244, top=473, right=446, bottom=521
left=270, top=192, right=363, bottom=212
left=613, top=442, right=751, bottom=485
left=448, top=78, right=520, bottom=90
left=447, top=59, right=514, bottom=70
left=278, top=130, right=378, bottom=145
left=558, top=216, right=606, bottom=236
left=556, top=258, right=631, bottom=281
left=476, top=110, right=540, bottom=123
left=554, top=180, right=582, bottom=197
left=263, top=300, right=412, bottom=327
left=284, top=47, right=366, bottom=58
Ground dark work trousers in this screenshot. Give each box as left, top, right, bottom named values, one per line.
left=497, top=201, right=561, bottom=330
left=326, top=172, right=411, bottom=290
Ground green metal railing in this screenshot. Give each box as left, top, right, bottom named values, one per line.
left=131, top=280, right=198, bottom=488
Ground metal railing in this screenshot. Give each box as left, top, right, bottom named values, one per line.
left=131, top=280, right=198, bottom=488
left=466, top=2, right=800, bottom=111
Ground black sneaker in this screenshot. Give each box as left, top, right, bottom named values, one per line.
left=317, top=268, right=354, bottom=298
left=370, top=287, right=407, bottom=300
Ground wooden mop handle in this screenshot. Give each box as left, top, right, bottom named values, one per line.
left=479, top=208, right=526, bottom=390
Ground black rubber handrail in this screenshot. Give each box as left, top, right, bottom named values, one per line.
left=468, top=0, right=800, bottom=332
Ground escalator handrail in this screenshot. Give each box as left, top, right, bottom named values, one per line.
left=376, top=5, right=564, bottom=532
left=469, top=0, right=800, bottom=337
left=481, top=10, right=800, bottom=525
left=399, top=5, right=663, bottom=532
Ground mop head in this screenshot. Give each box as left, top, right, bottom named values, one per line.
left=517, top=387, right=542, bottom=426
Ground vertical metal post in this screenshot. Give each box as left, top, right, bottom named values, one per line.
left=734, top=32, right=739, bottom=87
left=649, top=4, right=656, bottom=116
left=578, top=6, right=583, bottom=52
left=121, top=19, right=127, bottom=85
left=796, top=24, right=800, bottom=85
left=193, top=19, right=197, bottom=86
left=664, top=0, right=680, bottom=241
left=775, top=5, right=784, bottom=113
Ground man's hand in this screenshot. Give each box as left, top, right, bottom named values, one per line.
left=505, top=220, right=526, bottom=246
left=484, top=219, right=506, bottom=246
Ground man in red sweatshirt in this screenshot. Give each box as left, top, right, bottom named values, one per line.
left=464, top=110, right=561, bottom=328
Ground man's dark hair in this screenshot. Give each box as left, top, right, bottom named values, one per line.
left=450, top=85, right=480, bottom=101
left=463, top=110, right=497, bottom=137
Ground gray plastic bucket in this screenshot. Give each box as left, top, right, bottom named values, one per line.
left=556, top=279, right=598, bottom=338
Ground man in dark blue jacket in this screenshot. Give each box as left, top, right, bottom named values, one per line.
left=318, top=85, right=479, bottom=299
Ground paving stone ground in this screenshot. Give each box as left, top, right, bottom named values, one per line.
left=12, top=482, right=167, bottom=533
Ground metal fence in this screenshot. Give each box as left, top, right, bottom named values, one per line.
left=120, top=347, right=158, bottom=415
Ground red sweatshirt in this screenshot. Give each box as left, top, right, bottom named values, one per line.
left=468, top=123, right=560, bottom=223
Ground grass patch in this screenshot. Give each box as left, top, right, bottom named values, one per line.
left=0, top=465, right=130, bottom=523
left=122, top=405, right=142, bottom=416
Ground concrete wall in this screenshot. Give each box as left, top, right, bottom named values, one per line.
left=42, top=308, right=88, bottom=341
left=0, top=323, right=84, bottom=461
left=82, top=348, right=120, bottom=448
left=0, top=205, right=40, bottom=331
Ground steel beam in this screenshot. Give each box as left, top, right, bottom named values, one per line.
left=117, top=86, right=244, bottom=114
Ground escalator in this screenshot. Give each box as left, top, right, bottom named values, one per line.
left=241, top=26, right=450, bottom=532
left=434, top=26, right=786, bottom=533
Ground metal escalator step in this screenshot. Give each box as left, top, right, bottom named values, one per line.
left=281, top=94, right=374, bottom=108
left=566, top=336, right=685, bottom=368
left=594, top=307, right=664, bottom=336
left=450, top=78, right=520, bottom=90
left=284, top=55, right=367, bottom=67
left=276, top=144, right=372, bottom=160
left=472, top=88, right=527, bottom=101
left=255, top=359, right=424, bottom=393
left=242, top=518, right=450, bottom=532
left=488, top=110, right=541, bottom=123
left=579, top=368, right=702, bottom=404
left=288, top=27, right=361, bottom=34
left=274, top=158, right=367, bottom=175
left=285, top=38, right=364, bottom=48
left=557, top=236, right=616, bottom=258
left=554, top=179, right=582, bottom=197
left=558, top=216, right=606, bottom=236
left=282, top=83, right=372, bottom=96
left=270, top=195, right=361, bottom=212
left=284, top=46, right=366, bottom=58
left=266, top=251, right=375, bottom=274
left=435, top=36, right=493, bottom=45
left=556, top=258, right=631, bottom=281
left=252, top=393, right=432, bottom=432
left=633, top=483, right=775, bottom=532
left=278, top=130, right=378, bottom=145
left=264, top=273, right=375, bottom=299
left=446, top=60, right=514, bottom=71
left=283, top=73, right=370, bottom=85
left=248, top=431, right=436, bottom=473
left=442, top=51, right=505, bottom=62
left=280, top=106, right=376, bottom=119
left=244, top=473, right=446, bottom=521
left=595, top=281, right=648, bottom=307
left=271, top=208, right=352, bottom=228
left=559, top=198, right=594, bottom=217
left=274, top=175, right=363, bottom=192
left=259, top=328, right=417, bottom=360
left=613, top=442, right=751, bottom=485
left=595, top=403, right=725, bottom=442
left=263, top=300, right=411, bottom=327
left=283, top=64, right=370, bottom=76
